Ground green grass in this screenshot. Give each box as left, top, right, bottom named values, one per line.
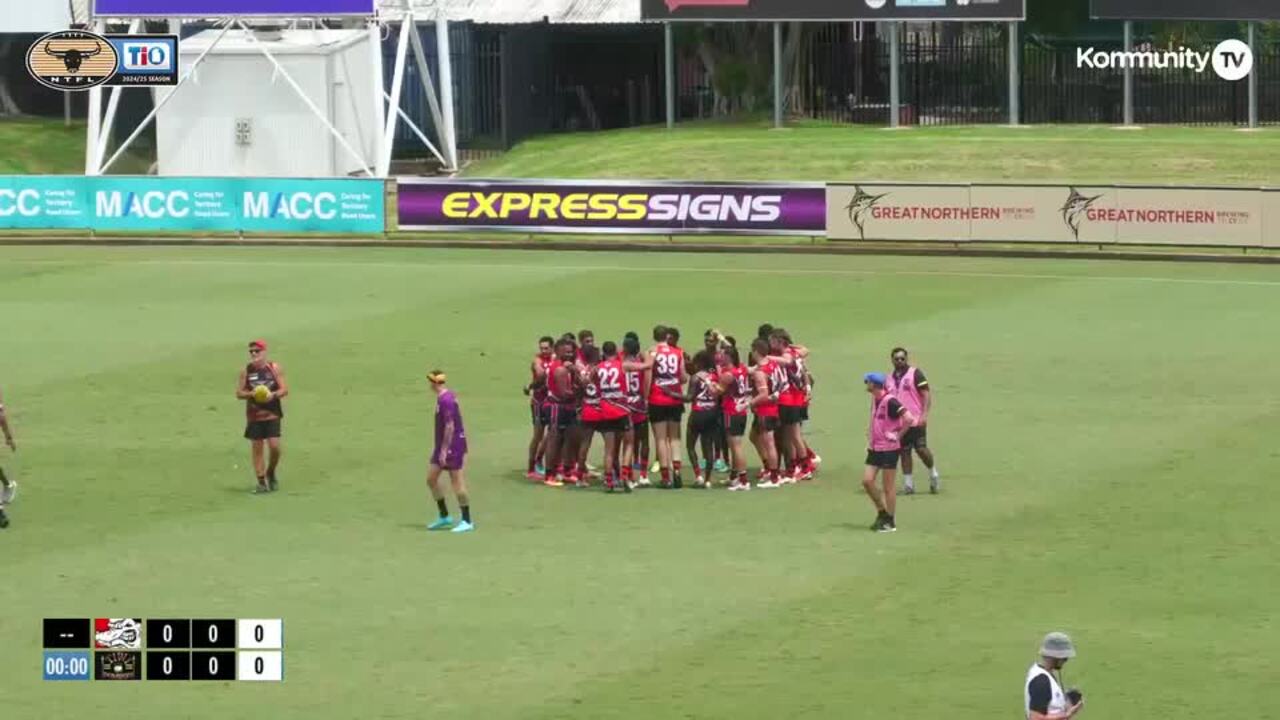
left=465, top=121, right=1280, bottom=186
left=0, top=118, right=152, bottom=175
left=2, top=245, right=1277, bottom=718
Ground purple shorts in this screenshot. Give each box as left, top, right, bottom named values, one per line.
left=431, top=447, right=466, bottom=471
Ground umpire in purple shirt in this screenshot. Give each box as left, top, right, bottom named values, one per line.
left=426, top=370, right=474, bottom=533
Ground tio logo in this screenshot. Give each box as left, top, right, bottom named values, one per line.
left=121, top=42, right=171, bottom=71
left=1212, top=39, right=1253, bottom=81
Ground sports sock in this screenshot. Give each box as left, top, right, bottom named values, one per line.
left=660, top=468, right=671, bottom=485
left=673, top=459, right=682, bottom=473
left=461, top=505, right=471, bottom=524
left=904, top=473, right=914, bottom=488
left=435, top=499, right=449, bottom=518
left=0, top=467, right=9, bottom=486
left=930, top=466, right=940, bottom=479
left=256, top=475, right=266, bottom=485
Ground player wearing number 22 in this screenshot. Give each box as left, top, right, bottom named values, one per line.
left=426, top=371, right=474, bottom=533
left=235, top=340, right=289, bottom=494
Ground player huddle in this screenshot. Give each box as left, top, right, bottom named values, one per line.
left=524, top=324, right=820, bottom=493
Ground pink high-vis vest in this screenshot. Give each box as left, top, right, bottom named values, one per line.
left=888, top=366, right=924, bottom=417
left=868, top=392, right=904, bottom=451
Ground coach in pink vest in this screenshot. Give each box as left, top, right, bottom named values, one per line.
left=863, top=372, right=916, bottom=533
left=885, top=347, right=940, bottom=494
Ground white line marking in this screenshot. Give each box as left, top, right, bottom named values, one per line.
left=3, top=256, right=1279, bottom=287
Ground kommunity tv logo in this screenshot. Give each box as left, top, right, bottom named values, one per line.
left=1076, top=39, right=1254, bottom=81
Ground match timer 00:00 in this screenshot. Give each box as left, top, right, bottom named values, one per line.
left=42, top=618, right=283, bottom=682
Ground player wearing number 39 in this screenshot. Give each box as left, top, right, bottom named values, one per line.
left=235, top=340, right=288, bottom=494
left=426, top=371, right=474, bottom=533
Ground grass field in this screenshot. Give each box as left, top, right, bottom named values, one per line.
left=2, top=117, right=1277, bottom=186
left=0, top=119, right=151, bottom=176
left=466, top=121, right=1280, bottom=185
left=2, top=245, right=1277, bottom=719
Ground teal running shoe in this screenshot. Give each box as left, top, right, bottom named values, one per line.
left=451, top=520, right=475, bottom=533
left=713, top=458, right=729, bottom=473
left=428, top=516, right=454, bottom=531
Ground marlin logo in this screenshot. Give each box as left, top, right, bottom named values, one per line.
left=1061, top=187, right=1101, bottom=240
left=845, top=185, right=889, bottom=241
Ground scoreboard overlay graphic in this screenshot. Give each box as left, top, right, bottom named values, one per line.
left=42, top=618, right=284, bottom=682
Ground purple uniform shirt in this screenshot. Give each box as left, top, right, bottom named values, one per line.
left=431, top=390, right=468, bottom=469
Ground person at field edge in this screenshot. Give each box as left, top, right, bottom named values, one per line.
left=885, top=347, right=940, bottom=494
left=863, top=372, right=916, bottom=532
left=236, top=340, right=288, bottom=494
left=0, top=387, right=17, bottom=529
left=426, top=371, right=474, bottom=533
left=523, top=336, right=555, bottom=479
left=1026, top=632, right=1084, bottom=720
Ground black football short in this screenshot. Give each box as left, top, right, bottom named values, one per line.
left=531, top=402, right=548, bottom=427
left=779, top=405, right=805, bottom=426
left=865, top=449, right=899, bottom=469
left=723, top=413, right=748, bottom=437
left=899, top=425, right=927, bottom=450
left=800, top=405, right=810, bottom=422
left=687, top=409, right=719, bottom=435
left=244, top=419, right=281, bottom=440
left=752, top=415, right=780, bottom=433
left=548, top=404, right=578, bottom=431
left=648, top=404, right=684, bottom=424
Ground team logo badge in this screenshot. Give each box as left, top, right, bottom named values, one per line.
left=845, top=185, right=890, bottom=241
left=95, top=618, right=142, bottom=649
left=1060, top=187, right=1102, bottom=241
left=26, top=30, right=118, bottom=91
left=95, top=651, right=141, bottom=680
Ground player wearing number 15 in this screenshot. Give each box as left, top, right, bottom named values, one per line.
left=0, top=386, right=18, bottom=529
left=235, top=340, right=289, bottom=494
left=426, top=371, right=474, bottom=533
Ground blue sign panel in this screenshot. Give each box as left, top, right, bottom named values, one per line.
left=0, top=177, right=385, bottom=235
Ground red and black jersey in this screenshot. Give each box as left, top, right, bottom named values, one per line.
left=690, top=372, right=719, bottom=412
left=244, top=362, right=284, bottom=421
left=582, top=359, right=629, bottom=422
left=721, top=364, right=750, bottom=417
left=754, top=359, right=782, bottom=418
left=531, top=354, right=553, bottom=403
left=546, top=358, right=577, bottom=406
left=648, top=344, right=684, bottom=407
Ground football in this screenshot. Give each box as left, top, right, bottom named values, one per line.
left=252, top=385, right=272, bottom=403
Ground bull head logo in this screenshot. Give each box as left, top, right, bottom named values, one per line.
left=845, top=185, right=889, bottom=241
left=45, top=41, right=103, bottom=73
left=1061, top=187, right=1101, bottom=241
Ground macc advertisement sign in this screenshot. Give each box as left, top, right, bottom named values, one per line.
left=0, top=177, right=384, bottom=234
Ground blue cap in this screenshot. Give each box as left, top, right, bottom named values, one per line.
left=864, top=372, right=886, bottom=386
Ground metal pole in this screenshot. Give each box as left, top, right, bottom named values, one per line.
left=664, top=22, right=675, bottom=129
left=63, top=93, right=71, bottom=129
left=369, top=20, right=386, bottom=175
left=436, top=11, right=458, bottom=170
left=379, top=16, right=412, bottom=177
left=1123, top=21, right=1133, bottom=126
left=1008, top=21, right=1019, bottom=125
left=95, top=18, right=144, bottom=174
left=889, top=22, right=900, bottom=128
left=84, top=20, right=105, bottom=174
left=1248, top=21, right=1258, bottom=130
left=773, top=21, right=783, bottom=128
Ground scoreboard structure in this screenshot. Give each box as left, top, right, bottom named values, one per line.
left=42, top=618, right=283, bottom=682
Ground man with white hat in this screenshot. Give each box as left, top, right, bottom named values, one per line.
left=1026, top=632, right=1084, bottom=719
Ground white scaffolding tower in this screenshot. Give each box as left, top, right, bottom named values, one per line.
left=83, top=0, right=458, bottom=177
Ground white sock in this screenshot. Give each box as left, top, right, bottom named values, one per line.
left=930, top=466, right=939, bottom=479
left=904, top=473, right=914, bottom=488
